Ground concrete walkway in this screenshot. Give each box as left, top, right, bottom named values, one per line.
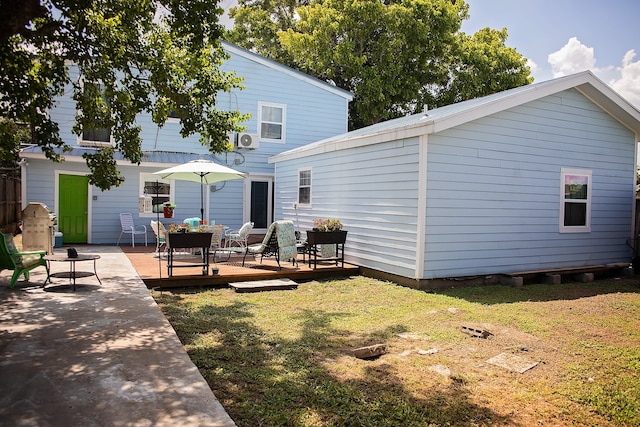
left=0, top=245, right=235, bottom=427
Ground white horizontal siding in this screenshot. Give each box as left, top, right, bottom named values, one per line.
left=422, top=89, right=635, bottom=278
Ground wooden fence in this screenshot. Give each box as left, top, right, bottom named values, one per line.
left=0, top=168, right=22, bottom=234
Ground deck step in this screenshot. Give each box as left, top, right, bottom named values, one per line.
left=230, top=278, right=298, bottom=293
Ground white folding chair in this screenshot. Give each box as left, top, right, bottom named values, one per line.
left=117, top=212, right=147, bottom=247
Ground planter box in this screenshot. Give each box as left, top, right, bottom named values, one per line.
left=306, top=230, right=348, bottom=245
left=168, top=232, right=212, bottom=248
left=306, top=230, right=348, bottom=269
left=166, top=232, right=213, bottom=277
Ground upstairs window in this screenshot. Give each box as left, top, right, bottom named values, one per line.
left=560, top=168, right=591, bottom=233
left=258, top=102, right=286, bottom=142
left=298, top=168, right=311, bottom=206
left=79, top=81, right=113, bottom=147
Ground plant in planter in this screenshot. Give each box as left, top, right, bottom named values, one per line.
left=169, top=223, right=190, bottom=233
left=313, top=217, right=343, bottom=232
left=169, top=223, right=208, bottom=233
left=307, top=218, right=347, bottom=267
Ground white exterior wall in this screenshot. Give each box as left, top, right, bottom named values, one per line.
left=275, top=137, right=422, bottom=278
left=422, top=89, right=635, bottom=278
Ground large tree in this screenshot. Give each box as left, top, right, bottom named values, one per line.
left=228, top=0, right=532, bottom=129
left=0, top=0, right=248, bottom=190
left=436, top=27, right=534, bottom=105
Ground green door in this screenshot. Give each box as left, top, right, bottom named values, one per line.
left=59, top=174, right=88, bottom=243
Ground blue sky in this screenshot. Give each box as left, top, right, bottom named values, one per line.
left=220, top=0, right=640, bottom=109
left=461, top=0, right=640, bottom=108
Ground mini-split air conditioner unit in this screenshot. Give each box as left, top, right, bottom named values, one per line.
left=237, top=133, right=259, bottom=149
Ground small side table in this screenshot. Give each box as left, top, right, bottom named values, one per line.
left=44, top=254, right=102, bottom=291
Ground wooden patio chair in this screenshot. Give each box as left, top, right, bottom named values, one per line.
left=117, top=212, right=147, bottom=247
left=0, top=233, right=49, bottom=288
left=242, top=220, right=298, bottom=269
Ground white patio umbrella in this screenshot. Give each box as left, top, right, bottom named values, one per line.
left=153, top=159, right=246, bottom=220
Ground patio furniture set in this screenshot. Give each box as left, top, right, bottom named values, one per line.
left=145, top=217, right=348, bottom=277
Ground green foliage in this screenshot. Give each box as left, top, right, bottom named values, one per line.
left=436, top=27, right=533, bottom=105
left=228, top=0, right=532, bottom=129
left=0, top=0, right=248, bottom=190
left=0, top=118, right=30, bottom=168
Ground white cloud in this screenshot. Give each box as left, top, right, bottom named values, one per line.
left=609, top=50, right=640, bottom=109
left=526, top=58, right=539, bottom=75
left=548, top=37, right=596, bottom=77
left=546, top=37, right=640, bottom=110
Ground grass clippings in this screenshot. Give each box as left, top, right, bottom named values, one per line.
left=153, top=276, right=640, bottom=426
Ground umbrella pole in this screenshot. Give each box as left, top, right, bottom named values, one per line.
left=200, top=174, right=205, bottom=222
left=155, top=180, right=163, bottom=289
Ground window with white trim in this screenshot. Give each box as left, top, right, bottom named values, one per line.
left=78, top=81, right=113, bottom=147
left=298, top=168, right=312, bottom=206
left=258, top=102, right=286, bottom=142
left=560, top=168, right=591, bottom=233
left=139, top=174, right=173, bottom=217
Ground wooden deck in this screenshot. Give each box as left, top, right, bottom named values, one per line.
left=121, top=244, right=360, bottom=289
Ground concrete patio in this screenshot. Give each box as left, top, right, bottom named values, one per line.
left=0, top=245, right=236, bottom=426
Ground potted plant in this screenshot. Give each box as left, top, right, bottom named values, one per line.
left=312, top=217, right=343, bottom=232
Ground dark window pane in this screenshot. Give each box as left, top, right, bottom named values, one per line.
left=299, top=187, right=310, bottom=204
left=564, top=202, right=586, bottom=226
left=82, top=127, right=111, bottom=142
left=261, top=123, right=282, bottom=139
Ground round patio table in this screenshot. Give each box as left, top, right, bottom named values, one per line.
left=44, top=254, right=102, bottom=291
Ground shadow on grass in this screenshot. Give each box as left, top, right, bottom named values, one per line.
left=435, top=277, right=640, bottom=305
left=156, top=293, right=511, bottom=427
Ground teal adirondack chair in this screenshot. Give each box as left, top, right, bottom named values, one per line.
left=0, top=233, right=49, bottom=288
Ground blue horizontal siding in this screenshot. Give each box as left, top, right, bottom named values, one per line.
left=275, top=138, right=421, bottom=278
left=422, top=89, right=635, bottom=278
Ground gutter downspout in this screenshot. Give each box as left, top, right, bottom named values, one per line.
left=19, top=158, right=28, bottom=211
left=414, top=134, right=428, bottom=279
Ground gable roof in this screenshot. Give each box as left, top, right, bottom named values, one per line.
left=270, top=70, right=640, bottom=163
left=222, top=41, right=354, bottom=101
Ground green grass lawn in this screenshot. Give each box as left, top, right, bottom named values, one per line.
left=153, top=276, right=640, bottom=426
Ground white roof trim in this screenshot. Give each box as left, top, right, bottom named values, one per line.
left=271, top=71, right=640, bottom=163
left=222, top=41, right=354, bottom=101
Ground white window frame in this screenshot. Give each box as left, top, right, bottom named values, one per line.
left=559, top=168, right=592, bottom=233
left=258, top=102, right=286, bottom=143
left=139, top=173, right=174, bottom=218
left=297, top=167, right=312, bottom=207
left=77, top=80, right=114, bottom=147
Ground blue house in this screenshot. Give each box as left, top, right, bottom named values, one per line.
left=20, top=42, right=353, bottom=245
left=271, top=71, right=640, bottom=286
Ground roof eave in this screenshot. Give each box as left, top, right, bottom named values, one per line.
left=221, top=41, right=354, bottom=102
left=269, top=121, right=433, bottom=163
